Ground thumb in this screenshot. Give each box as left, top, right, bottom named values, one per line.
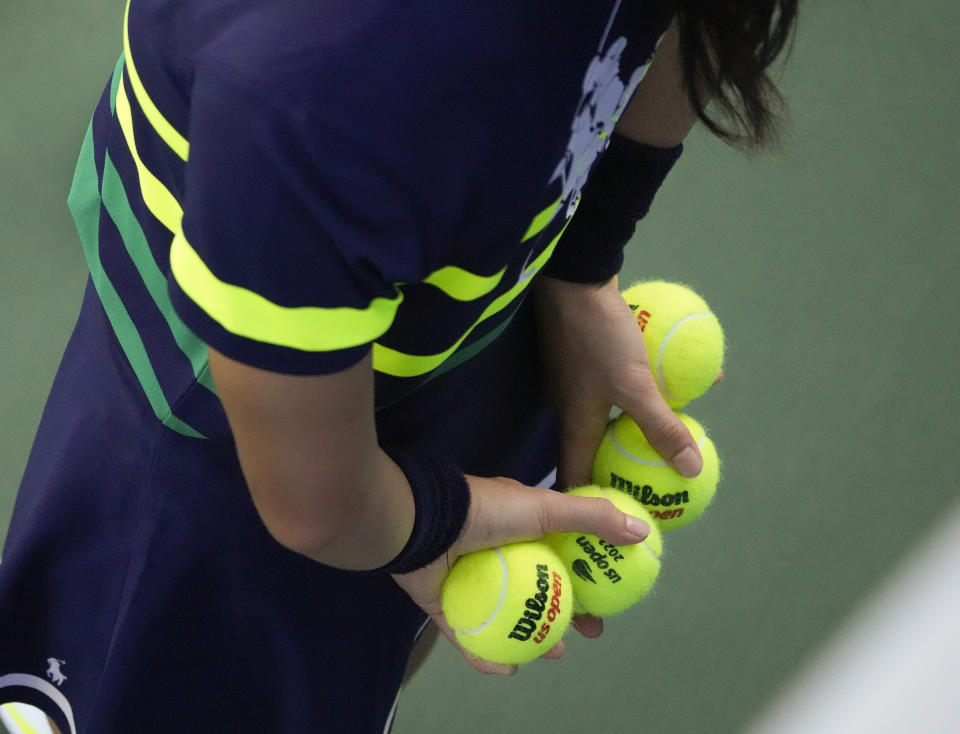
left=620, top=376, right=703, bottom=479
left=541, top=490, right=652, bottom=546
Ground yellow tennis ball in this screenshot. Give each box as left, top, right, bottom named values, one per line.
left=622, top=280, right=725, bottom=409
left=592, top=412, right=721, bottom=531
left=545, top=486, right=663, bottom=617
left=441, top=541, right=573, bottom=665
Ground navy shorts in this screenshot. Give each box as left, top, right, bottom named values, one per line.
left=0, top=282, right=557, bottom=733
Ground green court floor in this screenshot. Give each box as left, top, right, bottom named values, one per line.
left=2, top=1, right=958, bottom=732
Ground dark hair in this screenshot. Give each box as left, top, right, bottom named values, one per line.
left=673, top=0, right=799, bottom=148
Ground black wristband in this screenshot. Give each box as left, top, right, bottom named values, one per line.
left=366, top=447, right=471, bottom=575
left=544, top=134, right=683, bottom=283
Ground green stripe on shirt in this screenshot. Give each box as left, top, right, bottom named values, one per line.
left=68, top=120, right=205, bottom=439
left=100, top=152, right=217, bottom=394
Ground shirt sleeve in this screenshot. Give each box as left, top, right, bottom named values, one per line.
left=170, top=65, right=422, bottom=375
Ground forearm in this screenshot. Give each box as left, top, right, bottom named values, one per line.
left=249, top=447, right=416, bottom=571
left=209, top=347, right=418, bottom=571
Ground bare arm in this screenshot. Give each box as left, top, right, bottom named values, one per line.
left=210, top=344, right=654, bottom=673
left=616, top=21, right=698, bottom=147
left=535, top=23, right=706, bottom=491
left=208, top=347, right=414, bottom=570
left=206, top=22, right=702, bottom=660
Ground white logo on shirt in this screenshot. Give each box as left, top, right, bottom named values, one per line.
left=45, top=658, right=67, bottom=687
left=517, top=248, right=537, bottom=284
left=551, top=0, right=660, bottom=219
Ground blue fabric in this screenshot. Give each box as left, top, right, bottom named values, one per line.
left=1, top=2, right=675, bottom=730
left=0, top=281, right=557, bottom=732
left=1, top=285, right=425, bottom=732
left=125, top=0, right=673, bottom=379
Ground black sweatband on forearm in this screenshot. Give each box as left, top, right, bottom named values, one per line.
left=543, top=134, right=683, bottom=283
left=365, top=447, right=471, bottom=576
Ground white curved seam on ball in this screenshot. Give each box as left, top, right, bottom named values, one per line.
left=640, top=541, right=660, bottom=561
left=610, top=423, right=707, bottom=465
left=656, top=312, right=712, bottom=401
left=457, top=547, right=509, bottom=636
left=611, top=425, right=665, bottom=466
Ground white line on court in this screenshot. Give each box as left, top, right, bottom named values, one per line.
left=743, top=499, right=960, bottom=734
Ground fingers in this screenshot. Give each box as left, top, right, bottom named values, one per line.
left=466, top=653, right=518, bottom=676
left=618, top=370, right=703, bottom=478
left=465, top=641, right=565, bottom=673
left=542, top=640, right=566, bottom=660
left=572, top=613, right=604, bottom=638
left=431, top=612, right=518, bottom=676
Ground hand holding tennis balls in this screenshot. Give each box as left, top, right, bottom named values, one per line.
left=593, top=411, right=721, bottom=530
left=393, top=474, right=653, bottom=674
left=533, top=276, right=707, bottom=490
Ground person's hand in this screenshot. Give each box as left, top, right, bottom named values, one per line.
left=392, top=474, right=652, bottom=675
left=532, top=274, right=705, bottom=636
left=534, top=274, right=704, bottom=488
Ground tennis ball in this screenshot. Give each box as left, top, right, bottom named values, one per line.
left=622, top=280, right=725, bottom=409
left=592, top=412, right=720, bottom=531
left=441, top=541, right=573, bottom=665
left=545, top=486, right=663, bottom=617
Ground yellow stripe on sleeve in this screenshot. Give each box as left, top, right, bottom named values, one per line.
left=117, top=9, right=403, bottom=355
left=114, top=77, right=183, bottom=234
left=521, top=197, right=562, bottom=242
left=123, top=0, right=189, bottom=161
left=170, top=230, right=404, bottom=351
left=373, top=217, right=569, bottom=377
left=422, top=264, right=506, bottom=301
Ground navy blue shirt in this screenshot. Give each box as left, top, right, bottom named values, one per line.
left=70, top=0, right=671, bottom=437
